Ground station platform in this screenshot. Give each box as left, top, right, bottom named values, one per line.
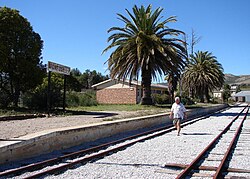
left=0, top=104, right=228, bottom=165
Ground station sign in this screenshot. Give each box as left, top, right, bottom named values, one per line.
left=47, top=61, right=70, bottom=75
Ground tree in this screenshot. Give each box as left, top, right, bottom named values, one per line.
left=222, top=84, right=231, bottom=103
left=70, top=68, right=82, bottom=77
left=80, top=69, right=109, bottom=89
left=182, top=51, right=224, bottom=102
left=23, top=73, right=64, bottom=109
left=0, top=7, right=44, bottom=107
left=190, top=29, right=201, bottom=55
left=181, top=29, right=201, bottom=98
left=66, top=75, right=81, bottom=92
left=235, top=85, right=241, bottom=93
left=165, top=72, right=180, bottom=103
left=103, top=5, right=186, bottom=105
left=67, top=68, right=82, bottom=92
left=90, top=70, right=109, bottom=87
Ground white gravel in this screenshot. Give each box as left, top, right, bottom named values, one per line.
left=38, top=104, right=250, bottom=179
left=225, top=111, right=250, bottom=178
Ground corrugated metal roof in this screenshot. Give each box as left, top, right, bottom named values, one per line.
left=233, top=91, right=250, bottom=97
left=91, top=79, right=112, bottom=88
left=91, top=79, right=168, bottom=89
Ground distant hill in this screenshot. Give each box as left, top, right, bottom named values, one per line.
left=225, top=74, right=250, bottom=85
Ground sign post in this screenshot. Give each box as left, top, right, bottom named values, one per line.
left=47, top=61, right=70, bottom=116
left=48, top=61, right=71, bottom=75
left=47, top=71, right=51, bottom=116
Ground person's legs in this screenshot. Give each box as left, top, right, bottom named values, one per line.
left=173, top=119, right=177, bottom=127
left=174, top=123, right=177, bottom=130
left=176, top=120, right=181, bottom=136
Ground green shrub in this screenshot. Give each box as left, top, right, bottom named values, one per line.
left=66, top=91, right=97, bottom=107
left=22, top=84, right=62, bottom=109
left=228, top=98, right=235, bottom=104
left=181, top=96, right=195, bottom=105
left=22, top=90, right=47, bottom=109
left=211, top=97, right=223, bottom=104
left=0, top=89, right=11, bottom=108
left=66, top=91, right=80, bottom=107
left=152, top=94, right=171, bottom=104
left=22, top=74, right=63, bottom=109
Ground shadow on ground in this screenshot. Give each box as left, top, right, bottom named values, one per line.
left=181, top=132, right=212, bottom=136
left=65, top=110, right=119, bottom=118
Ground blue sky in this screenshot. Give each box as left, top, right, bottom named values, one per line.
left=1, top=0, right=249, bottom=81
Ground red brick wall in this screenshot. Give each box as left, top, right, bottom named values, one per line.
left=96, top=88, right=137, bottom=104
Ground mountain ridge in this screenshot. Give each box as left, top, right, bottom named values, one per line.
left=225, top=74, right=250, bottom=85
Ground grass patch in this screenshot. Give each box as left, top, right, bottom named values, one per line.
left=0, top=109, right=23, bottom=116
left=67, top=103, right=211, bottom=112
left=0, top=103, right=217, bottom=117
left=68, top=104, right=170, bottom=112
left=0, top=107, right=42, bottom=116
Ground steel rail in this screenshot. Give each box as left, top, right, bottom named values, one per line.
left=1, top=124, right=170, bottom=177
left=176, top=105, right=248, bottom=179
left=22, top=126, right=184, bottom=178
left=164, top=163, right=250, bottom=173
left=19, top=107, right=229, bottom=179
left=213, top=107, right=249, bottom=179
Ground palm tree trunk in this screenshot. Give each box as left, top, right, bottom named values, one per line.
left=198, top=88, right=204, bottom=103
left=141, top=67, right=152, bottom=105
left=189, top=87, right=194, bottom=99
left=14, top=89, right=20, bottom=107
left=168, top=84, right=173, bottom=104
left=205, top=87, right=210, bottom=103
left=167, top=73, right=174, bottom=104
left=200, top=94, right=204, bottom=103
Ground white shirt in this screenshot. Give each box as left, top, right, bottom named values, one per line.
left=171, top=102, right=186, bottom=119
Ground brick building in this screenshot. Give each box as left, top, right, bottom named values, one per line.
left=92, top=79, right=168, bottom=104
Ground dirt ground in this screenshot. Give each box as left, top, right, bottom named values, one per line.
left=0, top=110, right=167, bottom=139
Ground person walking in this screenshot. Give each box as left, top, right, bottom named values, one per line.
left=169, top=96, right=187, bottom=136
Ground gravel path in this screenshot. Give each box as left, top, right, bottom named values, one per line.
left=0, top=110, right=165, bottom=139
left=225, top=112, right=250, bottom=178
left=37, top=105, right=249, bottom=179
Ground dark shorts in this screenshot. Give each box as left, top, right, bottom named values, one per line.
left=173, top=118, right=181, bottom=125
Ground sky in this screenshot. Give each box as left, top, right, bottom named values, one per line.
left=0, top=0, right=250, bottom=81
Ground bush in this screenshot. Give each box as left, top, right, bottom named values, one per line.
left=0, top=89, right=11, bottom=108
left=66, top=90, right=97, bottom=107
left=22, top=74, right=63, bottom=109
left=22, top=84, right=62, bottom=110
left=66, top=91, right=80, bottom=107
left=211, top=97, right=223, bottom=104
left=22, top=73, right=98, bottom=109
left=22, top=90, right=47, bottom=109
left=152, top=94, right=171, bottom=104
left=181, top=96, right=195, bottom=105
left=228, top=98, right=235, bottom=104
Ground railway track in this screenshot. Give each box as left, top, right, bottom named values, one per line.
left=0, top=105, right=246, bottom=179
left=175, top=105, right=249, bottom=179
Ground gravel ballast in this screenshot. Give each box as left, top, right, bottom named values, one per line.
left=37, top=105, right=250, bottom=179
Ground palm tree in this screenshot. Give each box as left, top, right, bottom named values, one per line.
left=103, top=5, right=186, bottom=105
left=182, top=51, right=224, bottom=102
left=165, top=71, right=180, bottom=103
